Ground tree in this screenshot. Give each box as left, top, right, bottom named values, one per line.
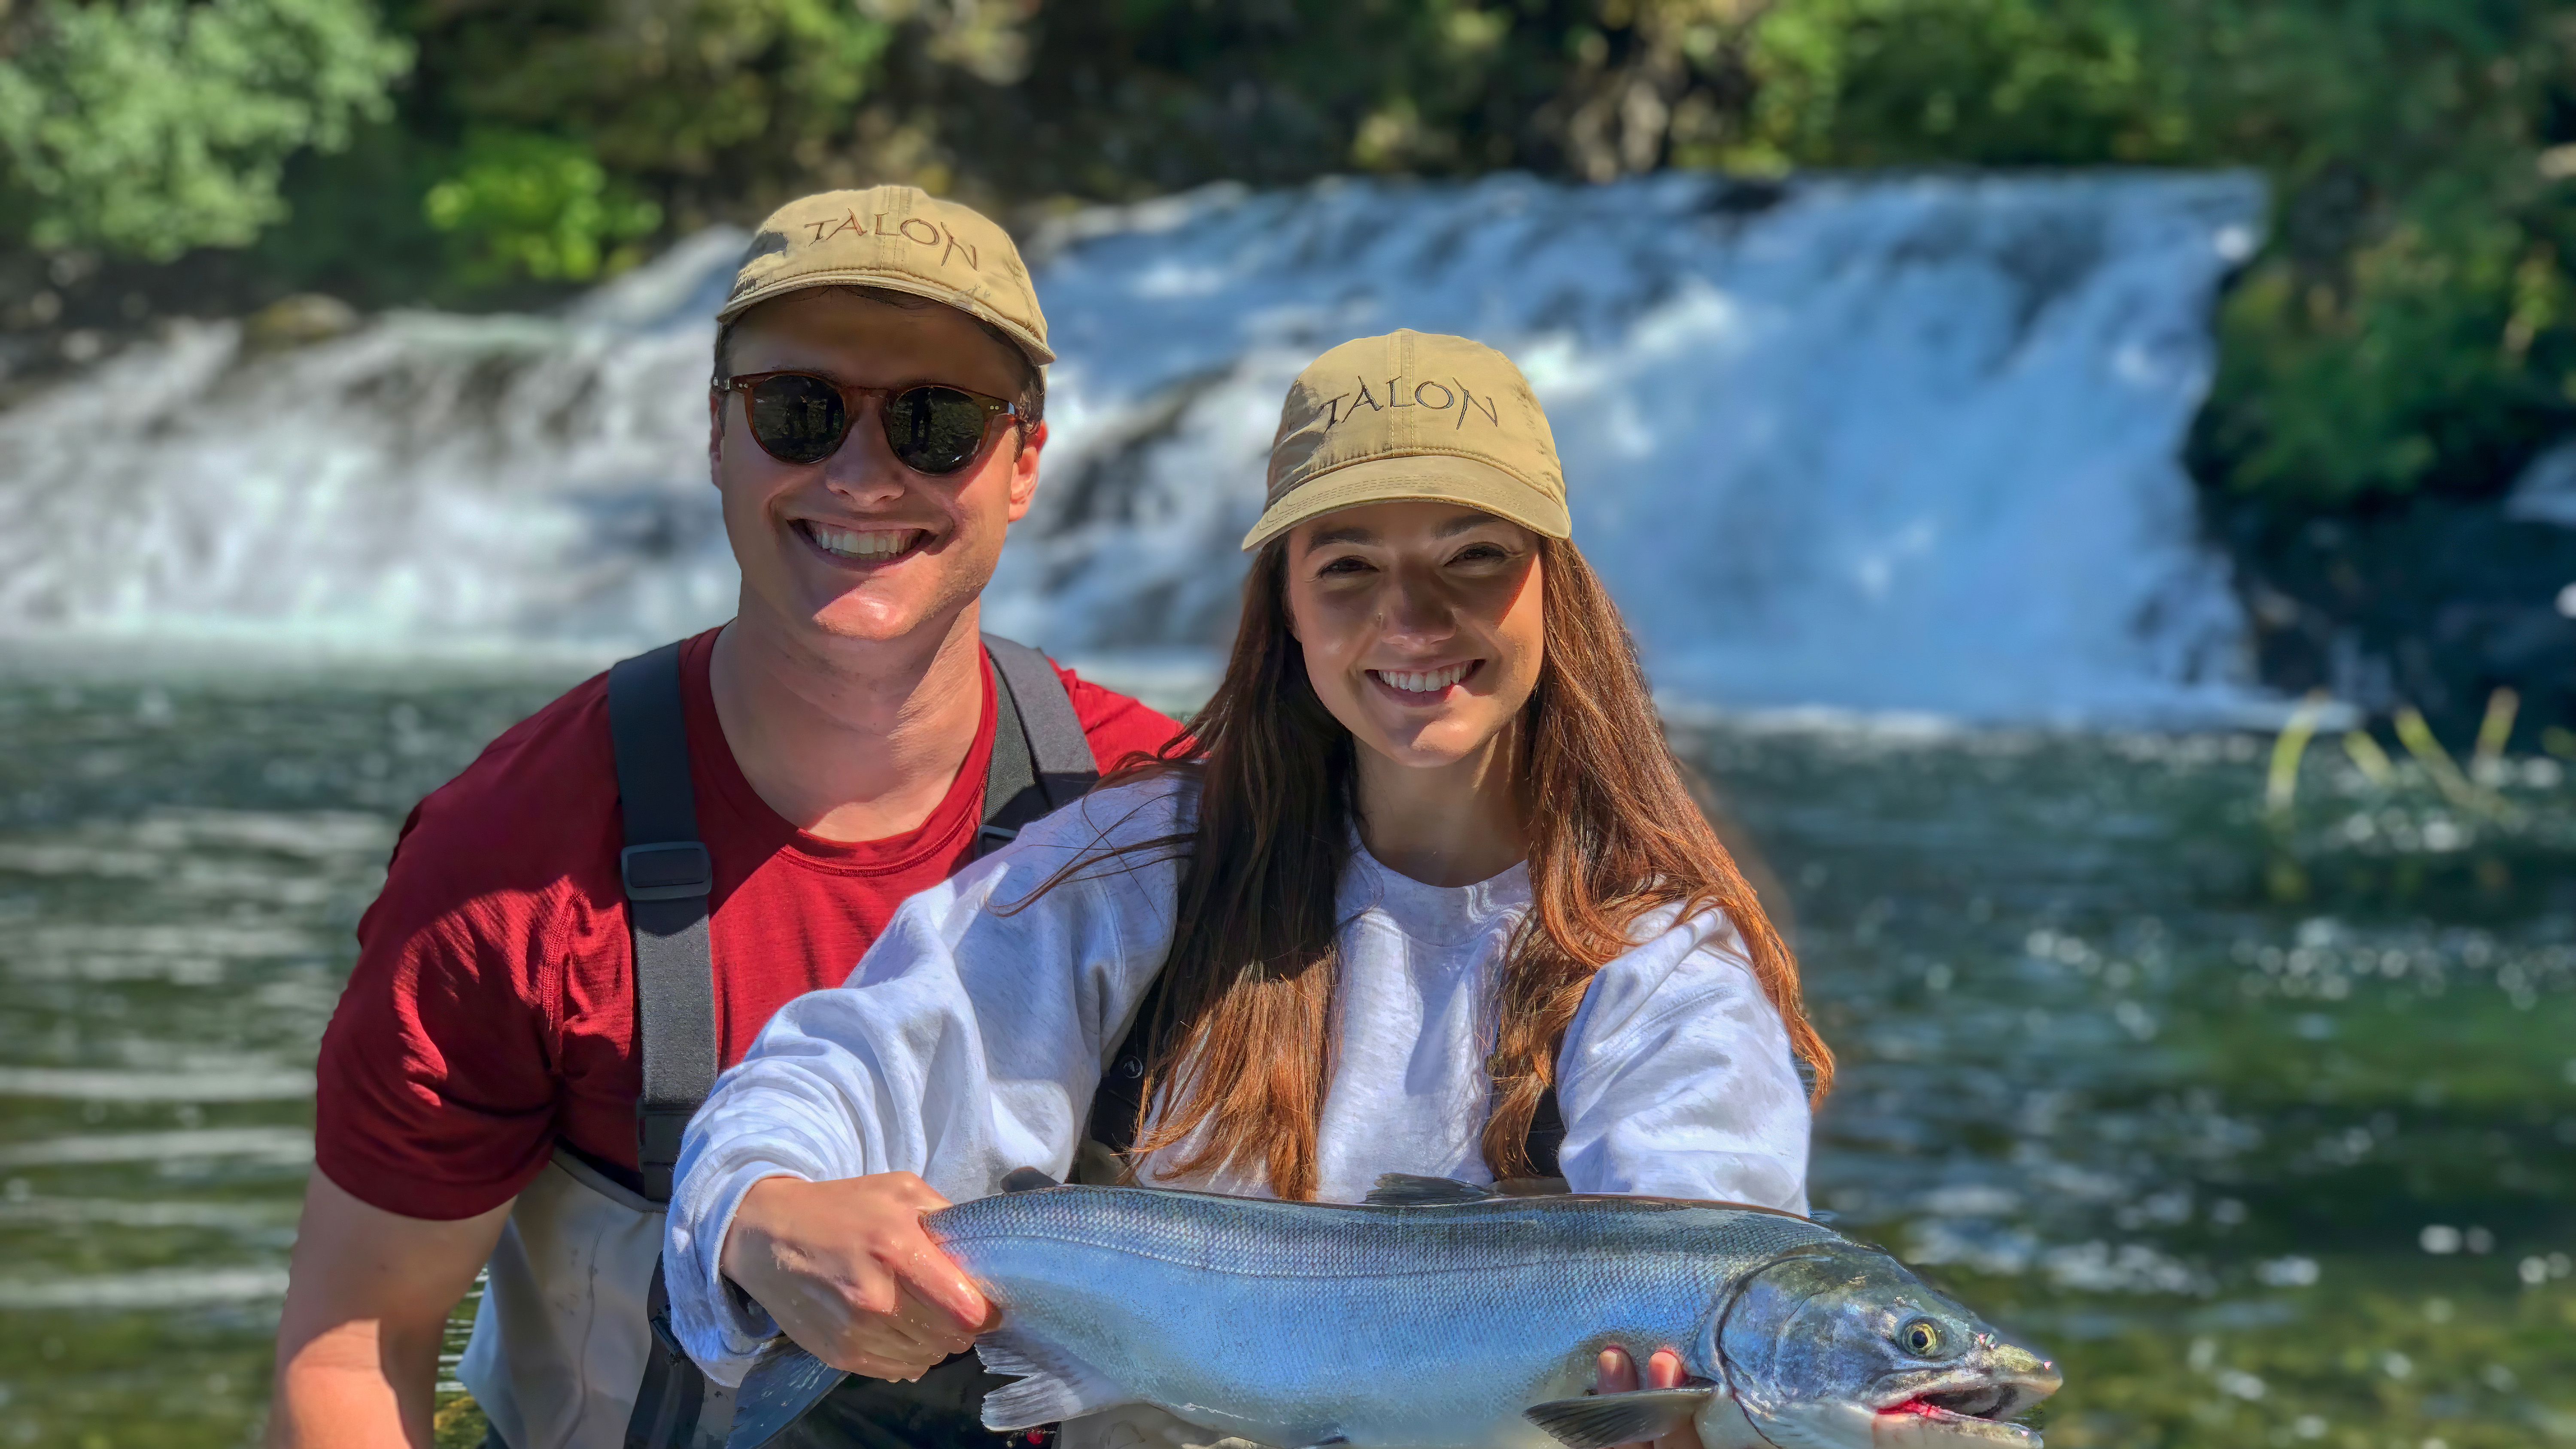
left=0, top=0, right=411, bottom=259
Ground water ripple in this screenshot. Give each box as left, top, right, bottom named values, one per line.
left=0, top=1265, right=289, bottom=1309
left=0, top=1127, right=312, bottom=1168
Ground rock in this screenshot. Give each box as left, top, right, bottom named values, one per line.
left=2503, top=437, right=2576, bottom=527
left=243, top=293, right=362, bottom=351
left=2217, top=489, right=2576, bottom=737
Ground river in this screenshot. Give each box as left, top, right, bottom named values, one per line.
left=0, top=662, right=2567, bottom=1447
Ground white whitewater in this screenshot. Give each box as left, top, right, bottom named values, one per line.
left=0, top=171, right=2266, bottom=721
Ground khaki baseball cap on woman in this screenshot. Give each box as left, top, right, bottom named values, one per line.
left=1243, top=330, right=1570, bottom=551
left=717, top=186, right=1054, bottom=365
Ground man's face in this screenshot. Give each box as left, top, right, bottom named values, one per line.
left=709, top=288, right=1045, bottom=645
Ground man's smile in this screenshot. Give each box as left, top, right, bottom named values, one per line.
left=794, top=519, right=931, bottom=564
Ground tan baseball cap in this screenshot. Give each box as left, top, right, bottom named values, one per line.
left=717, top=186, right=1053, bottom=365
left=1243, top=330, right=1570, bottom=551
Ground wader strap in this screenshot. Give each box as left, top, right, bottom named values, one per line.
left=1084, top=973, right=1163, bottom=1158
left=606, top=642, right=724, bottom=1449
left=1524, top=1080, right=1566, bottom=1179
left=610, top=636, right=1097, bottom=1449
left=607, top=641, right=717, bottom=1206
left=626, top=1261, right=705, bottom=1449
left=975, top=634, right=1101, bottom=857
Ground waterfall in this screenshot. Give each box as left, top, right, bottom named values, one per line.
left=0, top=171, right=2266, bottom=721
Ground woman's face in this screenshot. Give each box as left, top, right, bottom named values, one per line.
left=1284, top=499, right=1546, bottom=770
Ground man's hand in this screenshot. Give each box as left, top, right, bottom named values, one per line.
left=269, top=1172, right=513, bottom=1449
left=1595, top=1345, right=1705, bottom=1449
left=721, top=1173, right=993, bottom=1381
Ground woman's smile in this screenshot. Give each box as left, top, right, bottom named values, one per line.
left=1365, top=658, right=1485, bottom=702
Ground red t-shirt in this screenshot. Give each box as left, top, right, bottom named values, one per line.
left=314, top=629, right=1183, bottom=1221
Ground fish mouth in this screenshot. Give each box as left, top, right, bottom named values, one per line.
left=1871, top=1376, right=2054, bottom=1444
left=1872, top=1397, right=2041, bottom=1444
left=1887, top=1387, right=2010, bottom=1419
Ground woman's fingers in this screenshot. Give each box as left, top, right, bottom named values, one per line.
left=1592, top=1346, right=1702, bottom=1449
left=891, top=1231, right=994, bottom=1338
left=762, top=1270, right=950, bottom=1374
left=1595, top=1346, right=1641, bottom=1395
left=1595, top=1346, right=1647, bottom=1449
left=833, top=1290, right=958, bottom=1364
left=1646, top=1347, right=1686, bottom=1388
left=1644, top=1349, right=1701, bottom=1449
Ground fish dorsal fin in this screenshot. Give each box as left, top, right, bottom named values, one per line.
left=1364, top=1173, right=1502, bottom=1207
left=1525, top=1388, right=1716, bottom=1449
left=999, top=1166, right=1062, bottom=1194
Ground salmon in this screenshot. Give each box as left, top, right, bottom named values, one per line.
left=725, top=1173, right=2060, bottom=1449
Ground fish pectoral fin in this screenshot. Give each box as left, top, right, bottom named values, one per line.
left=999, top=1166, right=1063, bottom=1194
left=724, top=1343, right=847, bottom=1449
left=1524, top=1388, right=1718, bottom=1449
left=975, top=1329, right=1127, bottom=1429
left=1362, top=1173, right=1502, bottom=1207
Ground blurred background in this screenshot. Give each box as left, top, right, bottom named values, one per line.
left=1, top=1, right=2574, bottom=1446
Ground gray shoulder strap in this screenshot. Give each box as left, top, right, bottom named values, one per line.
left=605, top=641, right=717, bottom=1206
left=976, top=634, right=1101, bottom=857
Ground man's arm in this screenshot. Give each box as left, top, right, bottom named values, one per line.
left=268, top=1171, right=514, bottom=1449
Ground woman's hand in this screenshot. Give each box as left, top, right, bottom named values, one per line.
left=1595, top=1346, right=1704, bottom=1449
left=719, top=1172, right=995, bottom=1381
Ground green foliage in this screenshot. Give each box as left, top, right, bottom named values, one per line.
left=888, top=0, right=1766, bottom=196
left=1722, top=0, right=2576, bottom=504
left=2199, top=205, right=2567, bottom=504
left=423, top=130, right=661, bottom=284
left=0, top=0, right=898, bottom=289
left=6, top=0, right=2575, bottom=507
left=409, top=0, right=896, bottom=223
left=0, top=0, right=410, bottom=259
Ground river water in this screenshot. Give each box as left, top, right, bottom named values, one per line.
left=0, top=662, right=2567, bottom=1448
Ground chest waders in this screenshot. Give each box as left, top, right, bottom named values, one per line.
left=590, top=635, right=1101, bottom=1449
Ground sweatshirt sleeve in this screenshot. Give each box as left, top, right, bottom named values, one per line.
left=662, top=778, right=1190, bottom=1382
left=1553, top=908, right=1814, bottom=1215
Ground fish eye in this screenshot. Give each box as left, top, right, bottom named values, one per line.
left=1899, top=1318, right=1944, bottom=1357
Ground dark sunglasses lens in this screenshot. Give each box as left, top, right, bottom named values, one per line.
left=883, top=387, right=994, bottom=474
left=747, top=374, right=848, bottom=464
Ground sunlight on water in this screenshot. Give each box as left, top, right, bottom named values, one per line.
left=0, top=666, right=2567, bottom=1447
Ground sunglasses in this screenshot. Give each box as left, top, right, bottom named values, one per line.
left=716, top=371, right=1021, bottom=474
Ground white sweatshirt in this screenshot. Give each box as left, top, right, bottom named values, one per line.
left=665, top=776, right=1812, bottom=1383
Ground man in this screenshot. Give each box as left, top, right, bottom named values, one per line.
left=267, top=186, right=1182, bottom=1449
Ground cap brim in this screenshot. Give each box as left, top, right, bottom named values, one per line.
left=1239, top=453, right=1572, bottom=552
left=716, top=269, right=1056, bottom=366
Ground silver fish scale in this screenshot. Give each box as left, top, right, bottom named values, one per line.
left=926, top=1187, right=1847, bottom=1448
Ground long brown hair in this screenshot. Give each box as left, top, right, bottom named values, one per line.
left=1066, top=533, right=1831, bottom=1200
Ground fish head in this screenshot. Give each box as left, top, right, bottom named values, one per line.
left=1709, top=1246, right=2060, bottom=1449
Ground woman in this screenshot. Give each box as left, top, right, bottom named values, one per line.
left=665, top=330, right=1832, bottom=1446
